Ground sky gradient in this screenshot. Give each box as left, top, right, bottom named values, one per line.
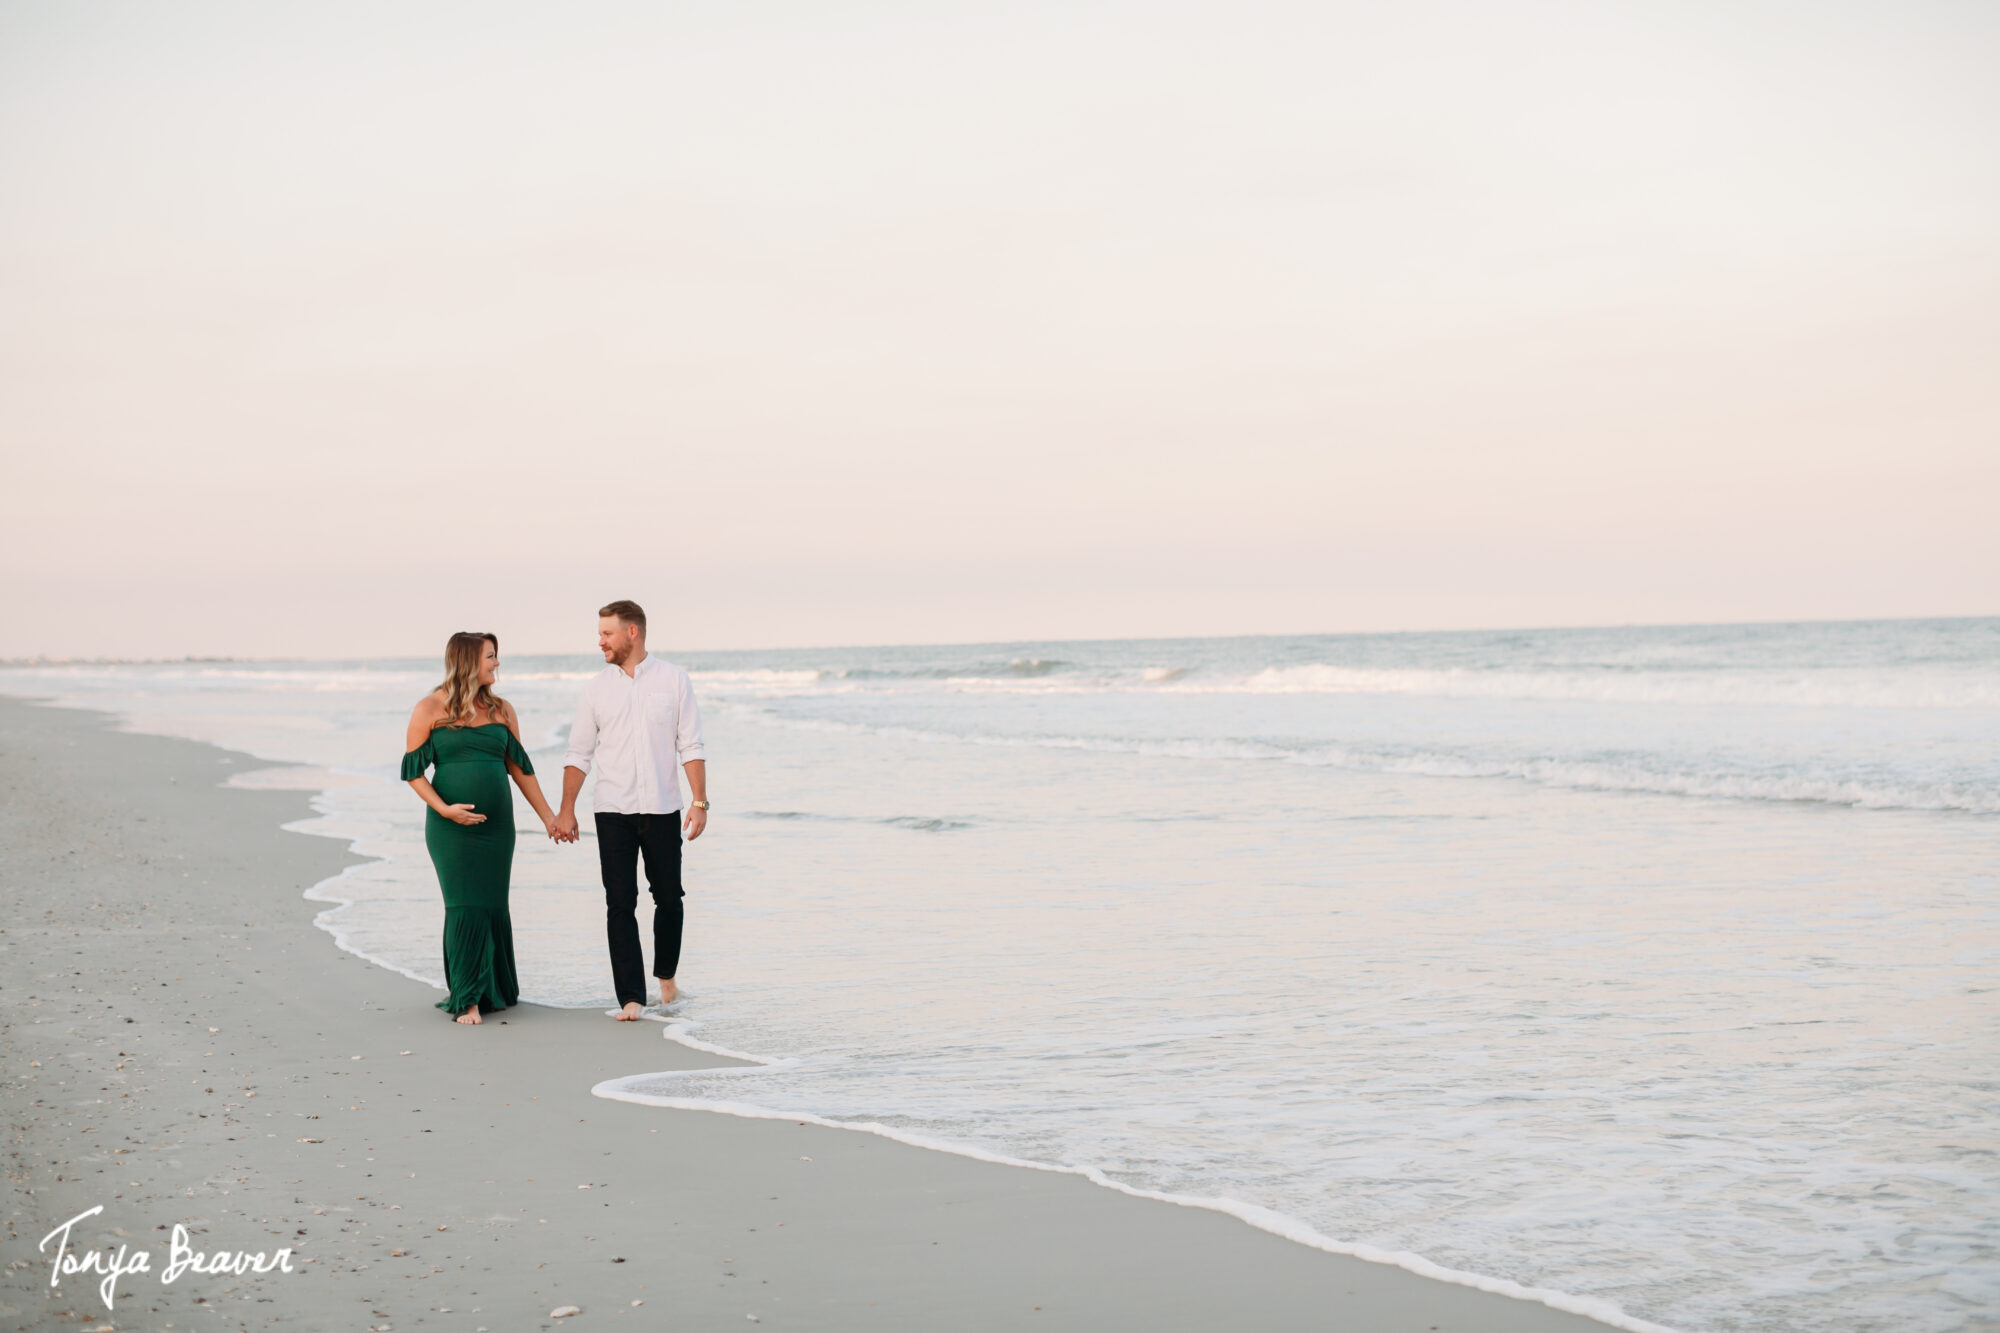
left=3, top=0, right=1995, bottom=658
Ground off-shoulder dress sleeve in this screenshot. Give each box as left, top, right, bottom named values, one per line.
left=503, top=729, right=535, bottom=775
left=400, top=737, right=436, bottom=781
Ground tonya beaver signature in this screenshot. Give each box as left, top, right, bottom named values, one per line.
left=40, top=1205, right=296, bottom=1310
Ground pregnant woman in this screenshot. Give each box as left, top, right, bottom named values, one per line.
left=401, top=631, right=563, bottom=1024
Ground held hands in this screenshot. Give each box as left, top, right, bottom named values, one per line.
left=445, top=803, right=485, bottom=826
left=533, top=808, right=690, bottom=842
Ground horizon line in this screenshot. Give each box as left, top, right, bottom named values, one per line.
left=3, top=610, right=1994, bottom=668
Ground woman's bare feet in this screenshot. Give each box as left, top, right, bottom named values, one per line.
left=616, top=1002, right=643, bottom=1021
left=658, top=978, right=678, bottom=1006
left=456, top=1006, right=482, bottom=1025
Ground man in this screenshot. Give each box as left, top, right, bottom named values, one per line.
left=552, top=600, right=709, bottom=1021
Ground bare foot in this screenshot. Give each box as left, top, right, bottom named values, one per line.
left=657, top=978, right=678, bottom=1006
left=616, top=1002, right=643, bottom=1021
left=456, top=1006, right=482, bottom=1025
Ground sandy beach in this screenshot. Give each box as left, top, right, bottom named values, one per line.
left=0, top=694, right=1623, bottom=1331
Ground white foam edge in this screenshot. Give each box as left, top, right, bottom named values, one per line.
left=595, top=1008, right=793, bottom=1067
left=227, top=763, right=382, bottom=790
left=291, top=819, right=457, bottom=993
left=594, top=1043, right=1693, bottom=1333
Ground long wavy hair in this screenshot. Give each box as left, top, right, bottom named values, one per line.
left=435, top=631, right=507, bottom=729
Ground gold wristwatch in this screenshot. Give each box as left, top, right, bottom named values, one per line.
left=690, top=800, right=710, bottom=811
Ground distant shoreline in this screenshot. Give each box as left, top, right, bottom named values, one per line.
left=6, top=609, right=1995, bottom=667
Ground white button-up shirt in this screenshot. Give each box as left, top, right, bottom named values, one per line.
left=563, top=654, right=706, bottom=814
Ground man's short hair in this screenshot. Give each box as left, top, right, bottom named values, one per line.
left=599, top=600, right=647, bottom=635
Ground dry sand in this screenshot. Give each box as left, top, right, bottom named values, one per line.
left=0, top=695, right=1620, bottom=1332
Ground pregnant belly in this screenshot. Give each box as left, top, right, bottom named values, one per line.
left=430, top=763, right=513, bottom=818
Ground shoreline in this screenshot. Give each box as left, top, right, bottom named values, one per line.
left=1, top=693, right=1629, bottom=1331
left=589, top=1073, right=1678, bottom=1333
left=291, top=783, right=1669, bottom=1332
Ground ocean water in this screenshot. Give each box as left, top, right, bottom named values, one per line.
left=5, top=617, right=1997, bottom=1333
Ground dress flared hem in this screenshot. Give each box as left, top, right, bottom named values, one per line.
left=437, top=904, right=520, bottom=1017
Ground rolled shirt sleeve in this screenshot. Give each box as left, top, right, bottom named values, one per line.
left=563, top=687, right=597, bottom=775
left=675, top=667, right=705, bottom=764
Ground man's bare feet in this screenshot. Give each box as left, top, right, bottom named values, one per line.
left=657, top=978, right=678, bottom=1006
left=456, top=1006, right=482, bottom=1025
left=616, top=1001, right=643, bottom=1021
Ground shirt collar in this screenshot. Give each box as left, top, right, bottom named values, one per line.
left=604, top=654, right=658, bottom=682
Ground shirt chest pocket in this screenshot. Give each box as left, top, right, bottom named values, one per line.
left=643, top=693, right=676, bottom=727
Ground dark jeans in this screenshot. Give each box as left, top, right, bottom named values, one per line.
left=594, top=811, right=684, bottom=1007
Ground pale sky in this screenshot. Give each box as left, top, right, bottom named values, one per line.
left=2, top=0, right=1995, bottom=659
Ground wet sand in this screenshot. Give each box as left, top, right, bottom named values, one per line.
left=0, top=695, right=1620, bottom=1332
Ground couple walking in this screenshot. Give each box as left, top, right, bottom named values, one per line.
left=398, top=600, right=708, bottom=1025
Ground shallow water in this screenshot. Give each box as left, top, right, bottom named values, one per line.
left=7, top=617, right=1997, bottom=1333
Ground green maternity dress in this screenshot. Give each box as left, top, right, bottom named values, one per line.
left=400, top=723, right=534, bottom=1017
